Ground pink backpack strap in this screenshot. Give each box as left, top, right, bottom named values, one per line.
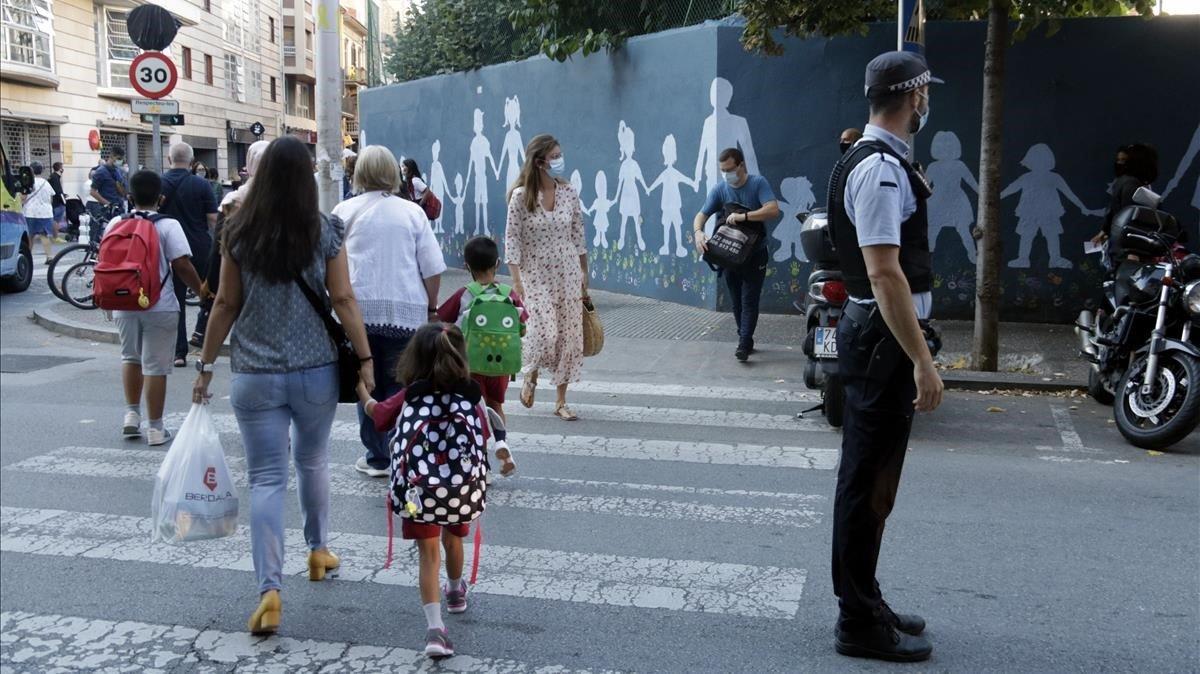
left=470, top=517, right=483, bottom=585
left=384, top=491, right=395, bottom=569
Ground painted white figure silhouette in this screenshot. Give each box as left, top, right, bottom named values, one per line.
left=1163, top=122, right=1200, bottom=214
left=496, top=96, right=525, bottom=189
left=1002, top=143, right=1101, bottom=269
left=693, top=77, right=759, bottom=233
left=773, top=176, right=816, bottom=262
left=466, top=108, right=498, bottom=236
left=570, top=169, right=585, bottom=211
left=428, top=139, right=449, bottom=234
left=926, top=131, right=980, bottom=264
left=588, top=170, right=615, bottom=248
left=449, top=172, right=467, bottom=235
left=615, top=121, right=650, bottom=251
left=647, top=134, right=698, bottom=258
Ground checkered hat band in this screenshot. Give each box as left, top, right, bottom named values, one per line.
left=888, top=70, right=931, bottom=92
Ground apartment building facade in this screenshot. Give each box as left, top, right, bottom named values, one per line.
left=0, top=0, right=287, bottom=196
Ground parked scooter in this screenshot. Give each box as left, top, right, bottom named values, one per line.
left=796, top=209, right=847, bottom=427
left=1076, top=187, right=1200, bottom=449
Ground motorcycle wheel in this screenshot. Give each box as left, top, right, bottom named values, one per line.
left=1114, top=352, right=1200, bottom=450
left=1087, top=366, right=1115, bottom=406
left=824, top=376, right=845, bottom=428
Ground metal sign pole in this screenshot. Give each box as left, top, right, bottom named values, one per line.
left=152, top=115, right=162, bottom=172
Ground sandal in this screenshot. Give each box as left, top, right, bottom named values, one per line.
left=520, top=377, right=536, bottom=409
left=554, top=403, right=578, bottom=421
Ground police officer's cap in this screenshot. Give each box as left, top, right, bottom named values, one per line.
left=865, top=51, right=943, bottom=100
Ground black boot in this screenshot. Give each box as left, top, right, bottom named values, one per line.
left=835, top=622, right=932, bottom=663
left=881, top=600, right=925, bottom=635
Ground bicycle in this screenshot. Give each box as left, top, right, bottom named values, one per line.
left=59, top=258, right=97, bottom=310
left=47, top=239, right=98, bottom=302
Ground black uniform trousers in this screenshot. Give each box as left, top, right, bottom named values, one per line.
left=173, top=234, right=211, bottom=359
left=831, top=301, right=917, bottom=628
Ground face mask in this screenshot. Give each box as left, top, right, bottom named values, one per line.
left=722, top=170, right=740, bottom=185
left=839, top=141, right=853, bottom=154
left=546, top=157, right=566, bottom=177
left=909, top=92, right=930, bottom=135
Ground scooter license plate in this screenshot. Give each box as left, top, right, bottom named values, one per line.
left=815, top=327, right=838, bottom=359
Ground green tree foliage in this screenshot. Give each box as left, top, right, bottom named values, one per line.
left=738, top=0, right=1151, bottom=53
left=384, top=0, right=535, bottom=82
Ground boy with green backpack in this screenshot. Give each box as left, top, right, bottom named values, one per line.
left=436, top=236, right=526, bottom=475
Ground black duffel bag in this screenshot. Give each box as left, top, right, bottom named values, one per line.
left=703, top=202, right=764, bottom=272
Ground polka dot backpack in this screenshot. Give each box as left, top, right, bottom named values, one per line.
left=387, top=380, right=491, bottom=531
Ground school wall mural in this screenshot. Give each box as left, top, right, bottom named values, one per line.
left=361, top=15, right=1200, bottom=323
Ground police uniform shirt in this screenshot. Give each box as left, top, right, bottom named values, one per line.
left=843, top=123, right=933, bottom=319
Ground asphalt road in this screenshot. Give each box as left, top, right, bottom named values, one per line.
left=1, top=272, right=1198, bottom=673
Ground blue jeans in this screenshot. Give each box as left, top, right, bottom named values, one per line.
left=724, top=248, right=768, bottom=349
left=358, top=332, right=411, bottom=469
left=231, top=363, right=338, bottom=594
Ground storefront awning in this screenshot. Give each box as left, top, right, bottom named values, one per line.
left=0, top=108, right=69, bottom=126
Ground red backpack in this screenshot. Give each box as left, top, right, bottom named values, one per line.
left=94, top=211, right=168, bottom=311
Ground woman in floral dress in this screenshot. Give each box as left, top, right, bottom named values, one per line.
left=505, top=134, right=589, bottom=420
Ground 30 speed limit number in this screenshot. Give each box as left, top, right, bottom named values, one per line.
left=129, top=51, right=178, bottom=99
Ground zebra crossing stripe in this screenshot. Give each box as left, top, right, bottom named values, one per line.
left=7, top=448, right=826, bottom=528
left=0, top=611, right=607, bottom=673
left=164, top=412, right=840, bottom=470
left=0, top=506, right=807, bottom=619
left=510, top=402, right=832, bottom=432
left=515, top=379, right=820, bottom=403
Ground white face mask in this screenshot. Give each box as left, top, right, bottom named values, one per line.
left=722, top=170, right=740, bottom=185
left=547, top=157, right=566, bottom=177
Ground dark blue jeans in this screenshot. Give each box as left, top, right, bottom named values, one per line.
left=358, top=331, right=411, bottom=469
left=173, top=237, right=211, bottom=359
left=724, top=248, right=768, bottom=350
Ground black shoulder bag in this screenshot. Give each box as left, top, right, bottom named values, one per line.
left=702, top=201, right=764, bottom=272
left=294, top=274, right=360, bottom=403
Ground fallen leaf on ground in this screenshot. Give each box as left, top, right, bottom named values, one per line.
left=1147, top=450, right=1164, bottom=456
left=987, top=406, right=1006, bottom=413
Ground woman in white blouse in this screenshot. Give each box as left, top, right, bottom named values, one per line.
left=331, top=145, right=446, bottom=477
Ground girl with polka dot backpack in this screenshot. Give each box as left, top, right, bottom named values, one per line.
left=357, top=322, right=490, bottom=659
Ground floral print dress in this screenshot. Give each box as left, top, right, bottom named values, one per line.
left=505, top=181, right=587, bottom=386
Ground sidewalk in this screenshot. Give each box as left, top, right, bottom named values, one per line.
left=29, top=267, right=1087, bottom=391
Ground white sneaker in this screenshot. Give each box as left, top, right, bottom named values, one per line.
left=123, top=411, right=142, bottom=438
left=146, top=427, right=173, bottom=447
left=354, top=456, right=389, bottom=478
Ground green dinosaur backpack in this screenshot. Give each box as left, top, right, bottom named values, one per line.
left=461, top=282, right=523, bottom=377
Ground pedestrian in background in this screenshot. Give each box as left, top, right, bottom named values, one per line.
left=192, top=135, right=374, bottom=636
left=691, top=147, right=780, bottom=362
left=331, top=144, right=445, bottom=477
left=505, top=134, right=589, bottom=420
left=90, top=148, right=127, bottom=226
left=49, top=162, right=67, bottom=238
left=206, top=167, right=223, bottom=206
left=840, top=128, right=863, bottom=155
left=160, top=142, right=218, bottom=367
left=399, top=158, right=428, bottom=202
left=827, top=51, right=944, bottom=663
left=20, top=162, right=57, bottom=261
left=108, top=170, right=204, bottom=447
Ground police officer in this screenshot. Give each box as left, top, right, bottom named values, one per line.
left=827, top=51, right=945, bottom=662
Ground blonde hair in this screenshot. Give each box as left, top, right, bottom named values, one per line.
left=353, top=145, right=400, bottom=194
left=507, top=133, right=562, bottom=213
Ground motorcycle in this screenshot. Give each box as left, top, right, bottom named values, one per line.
left=796, top=209, right=847, bottom=427
left=1076, top=187, right=1200, bottom=449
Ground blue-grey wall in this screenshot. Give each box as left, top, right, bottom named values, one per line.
left=361, top=15, right=1200, bottom=323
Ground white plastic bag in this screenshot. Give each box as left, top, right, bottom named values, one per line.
left=151, top=403, right=239, bottom=544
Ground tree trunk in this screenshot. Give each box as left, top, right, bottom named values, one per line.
left=971, top=0, right=1009, bottom=372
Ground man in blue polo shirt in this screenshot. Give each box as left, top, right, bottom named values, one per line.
left=692, top=147, right=781, bottom=362
left=89, top=147, right=127, bottom=230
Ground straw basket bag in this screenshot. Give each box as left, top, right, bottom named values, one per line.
left=582, top=298, right=604, bottom=357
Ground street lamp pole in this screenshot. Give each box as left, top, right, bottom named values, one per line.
left=314, top=0, right=343, bottom=212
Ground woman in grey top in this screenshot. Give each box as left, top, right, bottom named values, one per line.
left=192, top=136, right=374, bottom=636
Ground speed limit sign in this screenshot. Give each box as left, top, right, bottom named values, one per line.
left=129, top=51, right=178, bottom=99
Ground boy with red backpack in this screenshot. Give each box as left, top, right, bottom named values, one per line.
left=97, top=170, right=205, bottom=446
